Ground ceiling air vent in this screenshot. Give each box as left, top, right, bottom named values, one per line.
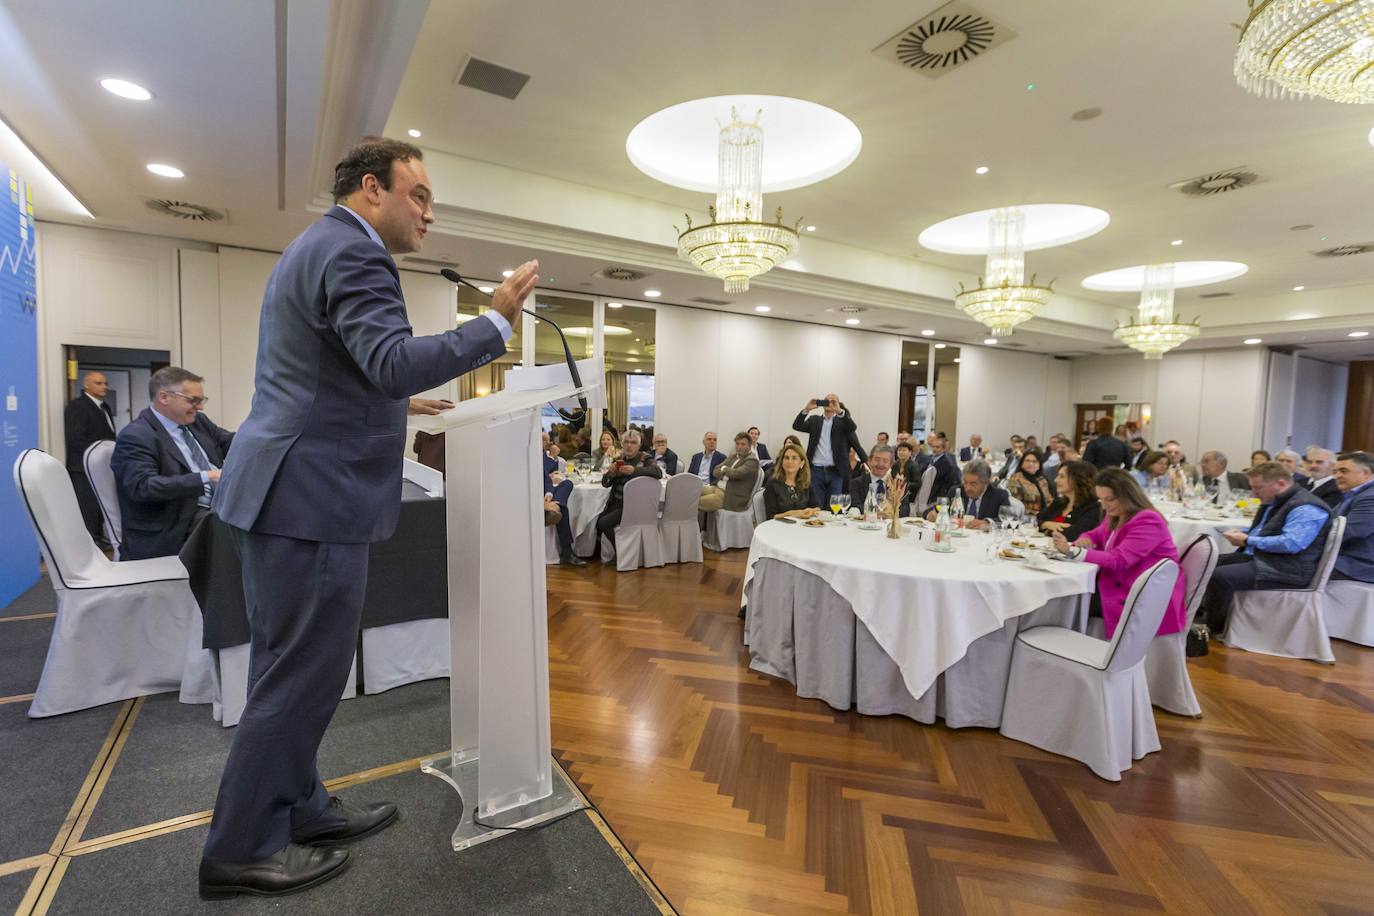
left=145, top=199, right=225, bottom=222
left=593, top=266, right=649, bottom=282
left=873, top=2, right=1016, bottom=78
left=874, top=323, right=906, bottom=331
left=455, top=56, right=530, bottom=100
left=689, top=296, right=733, bottom=306
left=1199, top=291, right=1234, bottom=298
left=1314, top=242, right=1374, bottom=258
left=827, top=305, right=869, bottom=314
left=1170, top=167, right=1259, bottom=197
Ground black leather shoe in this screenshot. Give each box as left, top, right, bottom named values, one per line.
left=199, top=844, right=348, bottom=900
left=560, top=552, right=588, bottom=567
left=290, top=796, right=398, bottom=846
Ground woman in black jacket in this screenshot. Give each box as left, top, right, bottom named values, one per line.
left=1037, top=459, right=1103, bottom=541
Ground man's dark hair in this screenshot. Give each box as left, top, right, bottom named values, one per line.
left=149, top=366, right=204, bottom=399
left=332, top=136, right=424, bottom=202
left=1337, top=451, right=1374, bottom=475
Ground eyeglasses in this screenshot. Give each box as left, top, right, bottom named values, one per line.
left=167, top=390, right=210, bottom=408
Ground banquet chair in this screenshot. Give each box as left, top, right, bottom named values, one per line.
left=1222, top=516, right=1344, bottom=663
left=1145, top=535, right=1215, bottom=716
left=999, top=558, right=1178, bottom=781
left=913, top=465, right=935, bottom=516
left=705, top=467, right=764, bottom=551
left=1324, top=579, right=1374, bottom=647
left=13, top=449, right=199, bottom=718
left=659, top=473, right=704, bottom=564
left=402, top=457, right=444, bottom=496
left=82, top=440, right=123, bottom=560
left=601, top=475, right=665, bottom=571
left=1007, top=495, right=1025, bottom=517
left=751, top=488, right=767, bottom=525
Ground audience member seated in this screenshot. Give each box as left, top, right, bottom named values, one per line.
left=1198, top=461, right=1333, bottom=634
left=763, top=443, right=820, bottom=520
left=894, top=431, right=913, bottom=453
left=688, top=432, right=725, bottom=483
left=941, top=459, right=1009, bottom=530
left=1082, top=417, right=1129, bottom=469
left=542, top=431, right=567, bottom=475
left=543, top=447, right=584, bottom=567
left=959, top=433, right=985, bottom=462
left=1331, top=451, right=1374, bottom=583
left=699, top=432, right=760, bottom=514
left=1163, top=439, right=1197, bottom=485
left=781, top=433, right=802, bottom=451
left=894, top=441, right=919, bottom=483
left=1006, top=449, right=1053, bottom=516
left=1052, top=469, right=1188, bottom=638
left=111, top=366, right=234, bottom=560
left=849, top=445, right=908, bottom=517
left=995, top=434, right=1025, bottom=483
left=590, top=429, right=622, bottom=472
left=64, top=369, right=118, bottom=546
left=1126, top=436, right=1149, bottom=470
left=1038, top=459, right=1103, bottom=541
left=1249, top=449, right=1271, bottom=471
left=1300, top=447, right=1341, bottom=508
left=1025, top=435, right=1040, bottom=453
left=793, top=393, right=860, bottom=507
left=1131, top=449, right=1173, bottom=494
left=872, top=431, right=890, bottom=453
left=1199, top=450, right=1249, bottom=498
left=923, top=434, right=962, bottom=510
left=1274, top=448, right=1307, bottom=485
left=746, top=426, right=771, bottom=465
left=1042, top=435, right=1068, bottom=479
left=594, top=430, right=663, bottom=548
left=650, top=433, right=680, bottom=475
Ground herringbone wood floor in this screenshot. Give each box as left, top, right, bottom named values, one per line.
left=547, top=552, right=1374, bottom=916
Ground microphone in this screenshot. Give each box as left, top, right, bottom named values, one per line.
left=439, top=268, right=588, bottom=419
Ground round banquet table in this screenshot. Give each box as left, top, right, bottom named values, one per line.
left=1151, top=502, right=1241, bottom=555
left=566, top=475, right=673, bottom=556
left=742, top=519, right=1097, bottom=729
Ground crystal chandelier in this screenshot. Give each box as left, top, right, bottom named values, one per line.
left=1113, top=263, right=1201, bottom=359
left=954, top=207, right=1052, bottom=337
left=676, top=108, right=801, bottom=293
left=1235, top=0, right=1374, bottom=104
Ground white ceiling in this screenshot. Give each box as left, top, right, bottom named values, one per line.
left=3, top=0, right=1373, bottom=361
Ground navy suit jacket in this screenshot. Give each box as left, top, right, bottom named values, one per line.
left=64, top=395, right=116, bottom=473
left=651, top=448, right=680, bottom=475
left=1335, top=481, right=1374, bottom=582
left=215, top=206, right=506, bottom=543
left=963, top=485, right=1011, bottom=522
left=687, top=450, right=725, bottom=478
left=792, top=410, right=860, bottom=484
left=111, top=407, right=234, bottom=559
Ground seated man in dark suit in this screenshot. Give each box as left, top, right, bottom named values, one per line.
left=111, top=366, right=234, bottom=560
left=650, top=433, right=680, bottom=475
left=747, top=426, right=771, bottom=466
left=595, top=430, right=663, bottom=548
left=1199, top=450, right=1251, bottom=499
left=544, top=449, right=584, bottom=567
left=928, top=459, right=1009, bottom=530
left=923, top=433, right=962, bottom=512
left=849, top=445, right=910, bottom=517
left=959, top=433, right=985, bottom=463
left=1301, top=447, right=1342, bottom=509
left=1331, top=451, right=1374, bottom=583
left=687, top=432, right=726, bottom=483
left=63, top=370, right=118, bottom=545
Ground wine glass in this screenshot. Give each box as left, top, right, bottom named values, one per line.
left=998, top=506, right=1016, bottom=528
left=829, top=492, right=843, bottom=517
left=836, top=493, right=851, bottom=517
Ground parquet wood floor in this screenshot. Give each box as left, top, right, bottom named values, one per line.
left=547, top=551, right=1374, bottom=916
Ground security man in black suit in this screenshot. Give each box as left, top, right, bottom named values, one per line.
left=63, top=370, right=117, bottom=544
left=110, top=367, right=234, bottom=560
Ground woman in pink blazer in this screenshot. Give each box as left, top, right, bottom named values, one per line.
left=1051, top=468, right=1188, bottom=638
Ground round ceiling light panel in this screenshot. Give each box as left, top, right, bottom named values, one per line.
left=1081, top=261, right=1249, bottom=291
left=918, top=204, right=1110, bottom=254
left=626, top=95, right=862, bottom=193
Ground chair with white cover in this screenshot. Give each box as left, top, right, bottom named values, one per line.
left=601, top=475, right=665, bottom=571
left=999, top=559, right=1178, bottom=781
left=401, top=457, right=444, bottom=497
left=13, top=449, right=200, bottom=718
left=913, top=465, right=936, bottom=516
left=705, top=468, right=764, bottom=551
left=82, top=440, right=122, bottom=560
left=1325, top=578, right=1374, bottom=647
left=1007, top=495, right=1026, bottom=517
left=1144, top=535, right=1216, bottom=716
left=1223, top=516, right=1344, bottom=664
left=752, top=488, right=768, bottom=525
left=659, top=474, right=704, bottom=564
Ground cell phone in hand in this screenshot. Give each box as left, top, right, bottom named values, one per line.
left=816, top=396, right=830, bottom=407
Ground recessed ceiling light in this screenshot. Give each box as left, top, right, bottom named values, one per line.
left=1349, top=331, right=1370, bottom=338
left=607, top=301, right=623, bottom=308
left=1170, top=239, right=1183, bottom=246
left=953, top=357, right=961, bottom=363
left=644, top=289, right=661, bottom=298
left=934, top=343, right=947, bottom=349
left=920, top=329, right=936, bottom=336
left=844, top=318, right=860, bottom=325
left=100, top=78, right=152, bottom=101
left=407, top=128, right=422, bottom=138
left=1292, top=285, right=1305, bottom=291
left=1244, top=338, right=1263, bottom=345
left=975, top=166, right=989, bottom=175
left=146, top=163, right=184, bottom=178
left=983, top=338, right=998, bottom=345
left=908, top=359, right=919, bottom=365
left=805, top=225, right=816, bottom=232
left=501, top=269, right=514, bottom=278
left=477, top=285, right=494, bottom=294
left=1025, top=83, right=1035, bottom=91
left=754, top=305, right=771, bottom=313
left=634, top=368, right=643, bottom=373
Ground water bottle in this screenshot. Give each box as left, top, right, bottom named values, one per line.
left=933, top=503, right=953, bottom=550
left=950, top=487, right=964, bottom=529
left=864, top=485, right=877, bottom=523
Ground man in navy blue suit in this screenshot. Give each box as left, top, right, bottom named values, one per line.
left=1332, top=451, right=1374, bottom=583
left=199, top=137, right=539, bottom=899
left=687, top=431, right=726, bottom=482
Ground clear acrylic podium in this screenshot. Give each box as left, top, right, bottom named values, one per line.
left=410, top=358, right=603, bottom=851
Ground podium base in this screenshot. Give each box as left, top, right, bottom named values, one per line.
left=420, top=750, right=585, bottom=851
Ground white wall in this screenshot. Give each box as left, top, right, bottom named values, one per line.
left=655, top=307, right=901, bottom=456
left=954, top=347, right=1074, bottom=449
left=1264, top=355, right=1348, bottom=453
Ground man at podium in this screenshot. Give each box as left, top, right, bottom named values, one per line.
left=199, top=136, right=538, bottom=900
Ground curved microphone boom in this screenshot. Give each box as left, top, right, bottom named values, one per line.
left=439, top=268, right=588, bottom=420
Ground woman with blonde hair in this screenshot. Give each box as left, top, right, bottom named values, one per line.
left=589, top=428, right=621, bottom=473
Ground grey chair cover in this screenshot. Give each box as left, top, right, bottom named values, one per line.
left=1325, top=579, right=1374, bottom=646
left=1144, top=535, right=1216, bottom=717
left=705, top=468, right=764, bottom=551
left=659, top=474, right=703, bottom=564
left=603, top=475, right=665, bottom=571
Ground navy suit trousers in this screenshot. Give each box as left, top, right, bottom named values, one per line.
left=203, top=527, right=367, bottom=862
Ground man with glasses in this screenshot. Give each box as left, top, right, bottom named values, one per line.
left=110, top=366, right=235, bottom=560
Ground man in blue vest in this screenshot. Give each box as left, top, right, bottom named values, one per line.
left=199, top=136, right=538, bottom=899
left=1331, top=451, right=1374, bottom=583
left=1201, top=461, right=1332, bottom=634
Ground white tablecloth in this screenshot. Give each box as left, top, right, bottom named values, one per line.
left=742, top=520, right=1097, bottom=699
left=1153, top=505, right=1241, bottom=555
left=566, top=476, right=672, bottom=556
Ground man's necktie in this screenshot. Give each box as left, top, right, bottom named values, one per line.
left=180, top=426, right=214, bottom=506
left=101, top=402, right=115, bottom=432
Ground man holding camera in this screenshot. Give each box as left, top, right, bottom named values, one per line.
left=793, top=393, right=860, bottom=507
left=593, top=430, right=663, bottom=551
